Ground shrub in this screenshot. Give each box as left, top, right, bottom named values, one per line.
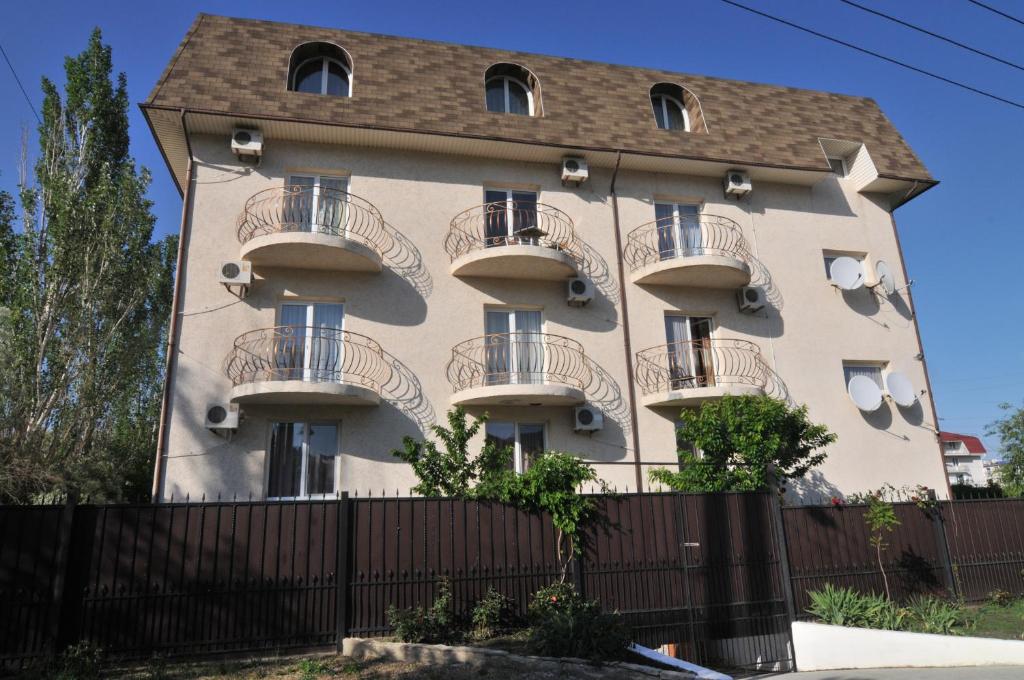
left=526, top=583, right=630, bottom=662
left=905, top=595, right=964, bottom=635
left=988, top=588, right=1014, bottom=607
left=297, top=657, right=331, bottom=680
left=807, top=585, right=965, bottom=635
left=807, top=584, right=873, bottom=627
left=471, top=587, right=517, bottom=640
left=387, top=577, right=462, bottom=645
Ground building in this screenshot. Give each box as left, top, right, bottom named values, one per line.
left=940, top=431, right=988, bottom=486
left=143, top=14, right=950, bottom=502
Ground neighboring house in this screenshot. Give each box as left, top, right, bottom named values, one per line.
left=940, top=431, right=988, bottom=486
left=143, top=14, right=950, bottom=502
left=982, top=458, right=1003, bottom=485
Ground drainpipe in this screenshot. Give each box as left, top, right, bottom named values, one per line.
left=151, top=109, right=195, bottom=503
left=609, top=151, right=644, bottom=492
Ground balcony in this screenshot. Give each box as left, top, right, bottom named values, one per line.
left=237, top=186, right=391, bottom=272
left=224, top=327, right=390, bottom=406
left=635, top=339, right=767, bottom=408
left=447, top=332, right=589, bottom=406
left=445, top=203, right=581, bottom=280
left=624, top=214, right=752, bottom=288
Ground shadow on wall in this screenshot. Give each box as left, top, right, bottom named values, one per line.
left=748, top=253, right=784, bottom=312
left=379, top=348, right=436, bottom=433
left=762, top=364, right=794, bottom=406
left=577, top=240, right=619, bottom=305
left=584, top=357, right=631, bottom=441
left=380, top=221, right=433, bottom=299
left=786, top=470, right=844, bottom=505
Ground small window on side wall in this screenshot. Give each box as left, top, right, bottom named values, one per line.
left=485, top=63, right=540, bottom=116
left=827, top=157, right=848, bottom=178
left=288, top=42, right=352, bottom=97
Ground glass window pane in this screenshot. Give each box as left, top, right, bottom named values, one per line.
left=484, top=189, right=509, bottom=243
left=518, top=423, right=546, bottom=470
left=485, top=422, right=516, bottom=469
left=844, top=364, right=883, bottom=388
left=665, top=98, right=686, bottom=130
left=268, top=422, right=303, bottom=497
left=311, top=304, right=344, bottom=382
left=305, top=423, right=338, bottom=495
left=652, top=96, right=667, bottom=129
left=294, top=59, right=324, bottom=94
left=277, top=305, right=307, bottom=379
left=485, top=78, right=506, bottom=112
left=655, top=203, right=676, bottom=258
left=325, top=61, right=349, bottom=96
left=317, top=177, right=347, bottom=234
left=511, top=191, right=538, bottom=233
left=285, top=176, right=316, bottom=231
left=507, top=80, right=530, bottom=115
left=484, top=311, right=511, bottom=384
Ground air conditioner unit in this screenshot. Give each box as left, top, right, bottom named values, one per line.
left=737, top=286, right=765, bottom=313
left=567, top=277, right=593, bottom=306
left=231, top=128, right=263, bottom=159
left=205, top=403, right=240, bottom=432
left=218, top=260, right=252, bottom=286
left=724, top=170, right=752, bottom=197
left=561, top=156, right=589, bottom=187
left=574, top=406, right=604, bottom=432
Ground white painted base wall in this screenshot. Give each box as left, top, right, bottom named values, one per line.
left=792, top=621, right=1024, bottom=671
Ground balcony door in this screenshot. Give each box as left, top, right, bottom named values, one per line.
left=485, top=309, right=543, bottom=385
left=484, top=189, right=539, bottom=247
left=286, top=174, right=348, bottom=235
left=277, top=302, right=345, bottom=383
left=665, top=314, right=714, bottom=389
left=655, top=202, right=701, bottom=260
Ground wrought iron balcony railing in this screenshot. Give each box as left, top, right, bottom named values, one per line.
left=237, top=185, right=391, bottom=258
left=634, top=339, right=767, bottom=396
left=444, top=202, right=581, bottom=264
left=446, top=332, right=590, bottom=393
left=623, top=214, right=752, bottom=273
left=224, top=326, right=390, bottom=392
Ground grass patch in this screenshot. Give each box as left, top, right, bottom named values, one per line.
left=964, top=597, right=1024, bottom=640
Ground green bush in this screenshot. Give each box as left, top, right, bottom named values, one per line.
left=807, top=584, right=874, bottom=627
left=471, top=587, right=517, bottom=640
left=38, top=642, right=105, bottom=680
left=526, top=583, right=630, bottom=662
left=387, top=577, right=462, bottom=645
left=905, top=595, right=964, bottom=635
left=989, top=588, right=1014, bottom=607
left=807, top=585, right=964, bottom=635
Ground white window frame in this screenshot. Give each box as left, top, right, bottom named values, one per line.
left=823, top=252, right=866, bottom=282
left=484, top=187, right=539, bottom=239
left=486, top=420, right=547, bottom=474
left=291, top=56, right=352, bottom=96
left=485, top=307, right=544, bottom=382
left=266, top=420, right=342, bottom=500
left=655, top=201, right=702, bottom=258
left=827, top=156, right=848, bottom=178
left=287, top=174, right=349, bottom=236
left=842, top=362, right=885, bottom=391
left=665, top=313, right=716, bottom=388
left=652, top=93, right=690, bottom=131
left=486, top=75, right=534, bottom=115
left=278, top=301, right=345, bottom=383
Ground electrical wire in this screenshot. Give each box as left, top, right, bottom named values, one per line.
left=967, top=0, right=1024, bottom=27
left=839, top=0, right=1024, bottom=72
left=0, top=40, right=41, bottom=124
left=717, top=0, right=1024, bottom=111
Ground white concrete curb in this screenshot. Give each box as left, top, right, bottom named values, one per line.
left=792, top=621, right=1024, bottom=670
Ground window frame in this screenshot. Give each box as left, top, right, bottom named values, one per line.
left=277, top=301, right=345, bottom=383
left=654, top=201, right=702, bottom=259
left=484, top=306, right=544, bottom=384
left=485, top=420, right=548, bottom=474
left=290, top=55, right=353, bottom=96
left=485, top=75, right=535, bottom=116
left=266, top=420, right=342, bottom=500
left=652, top=93, right=690, bottom=131
left=842, top=362, right=885, bottom=391
left=483, top=187, right=540, bottom=242
left=823, top=252, right=866, bottom=282
left=287, top=174, right=349, bottom=235
left=827, top=156, right=849, bottom=178
left=664, top=313, right=716, bottom=389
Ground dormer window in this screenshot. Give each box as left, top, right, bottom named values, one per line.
left=288, top=42, right=352, bottom=97
left=650, top=83, right=708, bottom=133
left=484, top=63, right=541, bottom=116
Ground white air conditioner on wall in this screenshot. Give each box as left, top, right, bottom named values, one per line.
left=736, top=286, right=765, bottom=313
left=567, top=277, right=593, bottom=306
left=218, top=260, right=252, bottom=286
left=205, top=403, right=240, bottom=432
left=561, top=157, right=589, bottom=186
left=231, top=128, right=263, bottom=159
left=574, top=406, right=603, bottom=432
left=724, top=170, right=752, bottom=197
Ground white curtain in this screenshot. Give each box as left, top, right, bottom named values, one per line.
left=317, top=176, right=348, bottom=236
left=484, top=311, right=511, bottom=384
left=311, top=304, right=344, bottom=383
left=844, top=365, right=883, bottom=388
left=286, top=175, right=316, bottom=232
left=515, top=311, right=543, bottom=385
left=278, top=304, right=308, bottom=379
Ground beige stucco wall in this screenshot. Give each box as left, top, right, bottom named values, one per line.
left=158, top=134, right=949, bottom=501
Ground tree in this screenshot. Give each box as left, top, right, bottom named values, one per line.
left=864, top=493, right=900, bottom=600
left=988, top=401, right=1024, bottom=497
left=0, top=30, right=177, bottom=503
left=649, top=395, right=836, bottom=492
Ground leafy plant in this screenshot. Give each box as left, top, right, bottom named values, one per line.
left=807, top=584, right=873, bottom=627
left=296, top=657, right=331, bottom=680
left=864, top=494, right=900, bottom=600
left=50, top=642, right=104, bottom=680
left=387, top=577, right=462, bottom=644
left=471, top=587, right=517, bottom=640
left=526, top=582, right=629, bottom=662
left=989, top=589, right=1014, bottom=607
left=648, top=395, right=835, bottom=492
left=905, top=595, right=964, bottom=635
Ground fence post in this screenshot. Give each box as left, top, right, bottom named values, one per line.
left=335, top=492, right=351, bottom=651
left=50, top=497, right=79, bottom=652
left=766, top=474, right=798, bottom=627
left=930, top=500, right=959, bottom=599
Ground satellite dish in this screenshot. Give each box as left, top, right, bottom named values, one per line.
left=885, top=372, right=918, bottom=408
left=872, top=260, right=897, bottom=296
left=848, top=375, right=883, bottom=412
left=829, top=257, right=865, bottom=291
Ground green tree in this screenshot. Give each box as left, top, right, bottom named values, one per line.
left=864, top=494, right=900, bottom=600
left=649, top=395, right=836, bottom=492
left=988, top=401, right=1024, bottom=497
left=0, top=29, right=176, bottom=502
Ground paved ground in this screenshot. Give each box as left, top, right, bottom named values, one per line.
left=765, top=668, right=1024, bottom=679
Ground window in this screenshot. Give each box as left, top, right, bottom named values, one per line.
left=484, top=63, right=539, bottom=116
left=944, top=441, right=962, bottom=453
left=277, top=302, right=344, bottom=382
left=827, top=157, right=848, bottom=177
left=484, top=188, right=539, bottom=246
left=843, top=363, right=883, bottom=390
left=486, top=421, right=546, bottom=473
left=655, top=202, right=701, bottom=260
left=288, top=42, right=352, bottom=97
left=650, top=83, right=692, bottom=131
left=268, top=421, right=339, bottom=498
left=823, top=253, right=865, bottom=281
left=285, top=175, right=349, bottom=235
left=665, top=314, right=714, bottom=389
left=485, top=308, right=543, bottom=385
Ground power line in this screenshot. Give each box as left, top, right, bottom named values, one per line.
left=717, top=0, right=1024, bottom=111
left=839, top=0, right=1024, bottom=72
left=967, top=0, right=1024, bottom=27
left=0, top=39, right=41, bottom=124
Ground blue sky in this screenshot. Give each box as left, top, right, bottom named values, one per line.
left=1, top=0, right=1021, bottom=457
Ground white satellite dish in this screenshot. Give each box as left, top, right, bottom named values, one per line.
left=885, top=371, right=918, bottom=408
left=829, top=256, right=865, bottom=291
left=872, top=260, right=897, bottom=296
left=848, top=375, right=883, bottom=412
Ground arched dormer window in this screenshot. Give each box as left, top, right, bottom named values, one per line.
left=485, top=63, right=541, bottom=116
left=650, top=83, right=689, bottom=131
left=288, top=42, right=352, bottom=97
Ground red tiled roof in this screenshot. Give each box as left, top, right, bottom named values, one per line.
left=940, top=431, right=987, bottom=455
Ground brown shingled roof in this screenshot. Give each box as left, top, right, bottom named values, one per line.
left=145, top=13, right=933, bottom=182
